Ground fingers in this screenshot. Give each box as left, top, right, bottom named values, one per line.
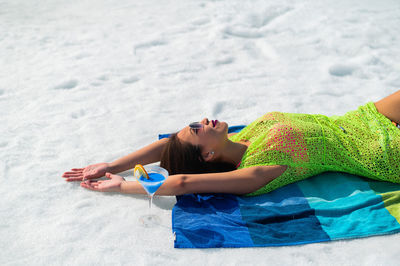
left=62, top=169, right=84, bottom=180
left=105, top=172, right=120, bottom=179
left=64, top=177, right=82, bottom=182
left=80, top=181, right=101, bottom=191
left=62, top=172, right=83, bottom=177
left=80, top=182, right=95, bottom=190
left=62, top=171, right=84, bottom=182
left=63, top=169, right=84, bottom=175
left=62, top=170, right=102, bottom=182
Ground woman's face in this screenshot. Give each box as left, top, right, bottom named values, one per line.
left=177, top=118, right=228, bottom=160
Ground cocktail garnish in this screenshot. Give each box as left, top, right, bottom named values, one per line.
left=134, top=164, right=149, bottom=180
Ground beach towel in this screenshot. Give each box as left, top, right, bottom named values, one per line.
left=159, top=126, right=400, bottom=248
left=172, top=173, right=400, bottom=248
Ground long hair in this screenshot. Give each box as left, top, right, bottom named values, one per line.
left=160, top=133, right=236, bottom=175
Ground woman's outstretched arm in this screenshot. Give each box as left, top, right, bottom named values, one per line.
left=375, top=89, right=400, bottom=124
left=169, top=165, right=287, bottom=195
left=62, top=138, right=169, bottom=181
left=107, top=138, right=169, bottom=173
left=81, top=165, right=287, bottom=196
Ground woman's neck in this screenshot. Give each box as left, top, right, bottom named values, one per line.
left=219, top=139, right=249, bottom=166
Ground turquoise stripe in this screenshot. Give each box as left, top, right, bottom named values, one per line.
left=368, top=180, right=400, bottom=224
left=298, top=172, right=400, bottom=239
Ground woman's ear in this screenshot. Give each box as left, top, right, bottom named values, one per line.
left=202, top=151, right=215, bottom=162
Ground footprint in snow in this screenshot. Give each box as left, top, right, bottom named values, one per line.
left=97, top=74, right=109, bottom=81
left=212, top=101, right=226, bottom=117
left=70, top=109, right=86, bottom=119
left=133, top=39, right=167, bottom=54
left=223, top=7, right=293, bottom=39
left=122, top=76, right=139, bottom=84
left=246, top=6, right=292, bottom=28
left=75, top=52, right=91, bottom=60
left=90, top=74, right=109, bottom=87
left=90, top=82, right=102, bottom=87
left=53, top=79, right=78, bottom=90
left=328, top=64, right=356, bottom=77
left=215, top=57, right=234, bottom=66
left=191, top=17, right=210, bottom=26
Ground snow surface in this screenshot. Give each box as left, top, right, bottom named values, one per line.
left=1, top=0, right=400, bottom=265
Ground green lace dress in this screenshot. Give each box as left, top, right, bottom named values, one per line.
left=229, top=102, right=400, bottom=196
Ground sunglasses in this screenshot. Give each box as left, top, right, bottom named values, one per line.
left=189, top=122, right=204, bottom=134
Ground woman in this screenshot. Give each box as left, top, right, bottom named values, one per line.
left=62, top=90, right=400, bottom=196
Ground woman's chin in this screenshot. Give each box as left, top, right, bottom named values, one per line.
left=220, top=121, right=229, bottom=133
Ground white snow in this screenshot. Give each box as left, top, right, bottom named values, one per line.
left=1, top=0, right=400, bottom=265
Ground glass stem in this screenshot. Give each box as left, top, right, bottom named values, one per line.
left=149, top=195, right=153, bottom=210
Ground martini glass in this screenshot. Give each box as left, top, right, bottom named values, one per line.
left=134, top=165, right=169, bottom=227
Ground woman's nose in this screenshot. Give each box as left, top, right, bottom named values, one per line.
left=201, top=118, right=209, bottom=125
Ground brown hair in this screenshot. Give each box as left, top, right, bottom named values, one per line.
left=160, top=133, right=236, bottom=175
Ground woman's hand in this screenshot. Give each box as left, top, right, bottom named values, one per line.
left=62, top=162, right=110, bottom=182
left=80, top=173, right=125, bottom=192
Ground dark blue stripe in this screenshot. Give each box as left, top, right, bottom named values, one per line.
left=173, top=193, right=253, bottom=248
left=238, top=184, right=330, bottom=246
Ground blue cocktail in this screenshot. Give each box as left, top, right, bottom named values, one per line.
left=134, top=164, right=168, bottom=227
left=138, top=172, right=166, bottom=195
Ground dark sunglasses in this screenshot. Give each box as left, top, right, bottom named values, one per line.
left=189, top=122, right=204, bottom=134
